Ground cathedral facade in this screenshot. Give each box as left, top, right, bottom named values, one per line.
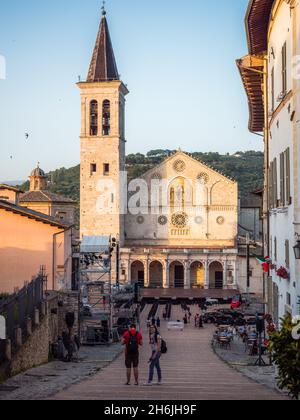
left=79, top=9, right=239, bottom=292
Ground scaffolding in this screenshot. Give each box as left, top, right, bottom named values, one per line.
left=79, top=236, right=116, bottom=344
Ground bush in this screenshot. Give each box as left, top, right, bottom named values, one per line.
left=269, top=315, right=300, bottom=400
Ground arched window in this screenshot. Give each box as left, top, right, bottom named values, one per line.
left=90, top=100, right=98, bottom=136
left=102, top=100, right=111, bottom=136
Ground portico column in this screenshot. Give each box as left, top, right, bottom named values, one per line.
left=233, top=261, right=238, bottom=289
left=127, top=260, right=131, bottom=285
left=144, top=260, right=149, bottom=288
left=223, top=260, right=228, bottom=289
left=184, top=262, right=191, bottom=290
left=163, top=261, right=170, bottom=289
left=204, top=261, right=209, bottom=290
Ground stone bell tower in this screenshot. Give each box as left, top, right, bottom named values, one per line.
left=78, top=6, right=128, bottom=247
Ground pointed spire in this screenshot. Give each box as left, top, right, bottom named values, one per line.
left=87, top=4, right=119, bottom=82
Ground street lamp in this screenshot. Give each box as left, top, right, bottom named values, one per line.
left=293, top=234, right=300, bottom=259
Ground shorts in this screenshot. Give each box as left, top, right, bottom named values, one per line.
left=125, top=353, right=139, bottom=369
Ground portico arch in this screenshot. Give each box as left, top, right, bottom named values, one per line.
left=190, top=261, right=205, bottom=289
left=149, top=261, right=163, bottom=288
left=169, top=261, right=184, bottom=289
left=130, top=261, right=145, bottom=288
left=209, top=261, right=224, bottom=289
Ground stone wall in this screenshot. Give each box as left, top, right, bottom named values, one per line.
left=0, top=290, right=79, bottom=381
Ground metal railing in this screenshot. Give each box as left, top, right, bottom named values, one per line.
left=0, top=274, right=46, bottom=347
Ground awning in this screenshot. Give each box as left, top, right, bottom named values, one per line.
left=246, top=0, right=275, bottom=55
left=80, top=236, right=110, bottom=254
left=236, top=55, right=265, bottom=133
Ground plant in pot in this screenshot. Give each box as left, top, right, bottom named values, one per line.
left=276, top=266, right=289, bottom=280
left=268, top=315, right=300, bottom=400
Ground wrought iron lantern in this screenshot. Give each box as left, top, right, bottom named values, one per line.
left=293, top=240, right=300, bottom=259
left=293, top=234, right=300, bottom=260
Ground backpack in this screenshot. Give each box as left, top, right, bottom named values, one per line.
left=127, top=332, right=139, bottom=355
left=155, top=332, right=167, bottom=354
left=161, top=339, right=167, bottom=354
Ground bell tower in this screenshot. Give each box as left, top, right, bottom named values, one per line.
left=78, top=6, right=128, bottom=246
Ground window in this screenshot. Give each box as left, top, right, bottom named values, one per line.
left=274, top=237, right=277, bottom=262
left=280, top=152, right=285, bottom=206
left=286, top=292, right=291, bottom=307
left=103, top=163, right=110, bottom=176
left=102, top=100, right=111, bottom=136
left=90, top=163, right=97, bottom=175
left=269, top=159, right=278, bottom=209
left=285, top=240, right=290, bottom=269
left=281, top=42, right=287, bottom=95
left=56, top=212, right=67, bottom=221
left=285, top=148, right=291, bottom=205
left=90, top=100, right=98, bottom=136
left=271, top=67, right=275, bottom=112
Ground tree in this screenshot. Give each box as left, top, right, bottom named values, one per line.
left=269, top=315, right=300, bottom=400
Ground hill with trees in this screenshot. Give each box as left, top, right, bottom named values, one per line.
left=19, top=150, right=264, bottom=203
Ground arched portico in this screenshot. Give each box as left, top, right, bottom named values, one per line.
left=130, top=261, right=145, bottom=288
left=209, top=261, right=224, bottom=289
left=190, top=261, right=205, bottom=289
left=169, top=261, right=185, bottom=289
left=149, top=261, right=163, bottom=288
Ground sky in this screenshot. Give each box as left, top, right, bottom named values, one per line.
left=0, top=0, right=261, bottom=182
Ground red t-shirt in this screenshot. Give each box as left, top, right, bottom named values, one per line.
left=123, top=329, right=143, bottom=346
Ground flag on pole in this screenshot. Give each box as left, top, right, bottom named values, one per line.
left=254, top=255, right=270, bottom=273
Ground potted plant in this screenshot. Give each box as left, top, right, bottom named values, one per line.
left=276, top=266, right=289, bottom=280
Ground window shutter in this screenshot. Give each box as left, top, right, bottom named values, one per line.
left=273, top=158, right=278, bottom=208
left=285, top=148, right=291, bottom=205
left=285, top=240, right=290, bottom=269
left=280, top=153, right=285, bottom=206
left=282, top=42, right=287, bottom=94
left=271, top=67, right=275, bottom=112
left=269, top=163, right=273, bottom=210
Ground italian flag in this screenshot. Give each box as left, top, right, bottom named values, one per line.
left=254, top=255, right=270, bottom=273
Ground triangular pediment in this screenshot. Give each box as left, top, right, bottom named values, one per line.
left=140, top=151, right=236, bottom=185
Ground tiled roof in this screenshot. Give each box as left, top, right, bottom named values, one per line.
left=87, top=11, right=119, bottom=82
left=19, top=190, right=75, bottom=204
left=0, top=200, right=73, bottom=229
left=0, top=184, right=24, bottom=193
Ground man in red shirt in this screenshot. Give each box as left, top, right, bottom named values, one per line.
left=123, top=324, right=143, bottom=386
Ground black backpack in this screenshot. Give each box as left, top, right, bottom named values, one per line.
left=127, top=332, right=138, bottom=355
left=155, top=332, right=167, bottom=354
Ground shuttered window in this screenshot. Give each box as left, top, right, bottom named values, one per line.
left=280, top=153, right=285, bottom=206
left=285, top=240, right=290, bottom=269
left=285, top=148, right=291, bottom=205
left=269, top=164, right=273, bottom=210
left=282, top=42, right=287, bottom=94
left=271, top=67, right=275, bottom=112
left=273, top=158, right=278, bottom=208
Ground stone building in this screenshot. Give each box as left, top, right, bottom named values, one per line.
left=19, top=166, right=76, bottom=225
left=79, top=8, right=242, bottom=294
left=237, top=0, right=300, bottom=320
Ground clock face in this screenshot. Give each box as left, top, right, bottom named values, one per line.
left=171, top=212, right=188, bottom=228
left=173, top=160, right=186, bottom=173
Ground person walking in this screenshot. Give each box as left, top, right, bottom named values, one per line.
left=123, top=324, right=143, bottom=386
left=145, top=325, right=162, bottom=386
left=156, top=316, right=161, bottom=329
